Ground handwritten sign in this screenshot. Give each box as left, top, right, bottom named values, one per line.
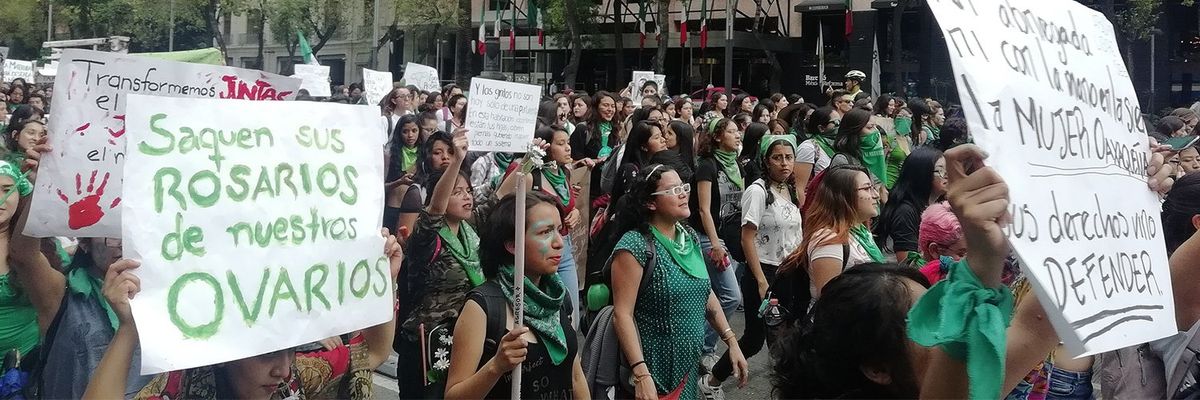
left=2, top=59, right=34, bottom=82
left=122, top=94, right=387, bottom=373
left=362, top=68, right=393, bottom=106
left=402, top=62, right=440, bottom=93
left=293, top=64, right=331, bottom=97
left=465, top=78, right=539, bottom=153
left=929, top=0, right=1175, bottom=355
left=24, top=49, right=301, bottom=238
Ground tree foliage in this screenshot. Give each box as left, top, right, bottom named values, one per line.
left=1117, top=0, right=1161, bottom=41
left=0, top=0, right=47, bottom=59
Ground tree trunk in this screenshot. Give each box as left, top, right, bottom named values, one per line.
left=751, top=0, right=780, bottom=92
left=613, top=0, right=625, bottom=88
left=562, top=0, right=584, bottom=88
left=204, top=0, right=228, bottom=55
left=455, top=0, right=473, bottom=85
left=891, top=0, right=904, bottom=96
left=655, top=0, right=668, bottom=73
left=256, top=1, right=267, bottom=69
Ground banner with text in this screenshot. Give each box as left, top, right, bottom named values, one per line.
left=25, top=49, right=302, bottom=238
left=293, top=64, right=331, bottom=97
left=929, top=0, right=1175, bottom=355
left=363, top=68, right=394, bottom=106
left=2, top=59, right=34, bottom=82
left=402, top=62, right=439, bottom=93
left=466, top=78, right=539, bottom=153
left=122, top=94, right=387, bottom=373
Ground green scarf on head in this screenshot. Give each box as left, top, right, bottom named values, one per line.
left=649, top=224, right=708, bottom=279
left=0, top=159, right=32, bottom=200
left=850, top=224, right=885, bottom=263
left=541, top=167, right=570, bottom=206
left=67, top=267, right=119, bottom=331
left=438, top=224, right=484, bottom=286
left=757, top=135, right=797, bottom=162
left=497, top=265, right=569, bottom=365
left=597, top=122, right=614, bottom=159
left=400, top=145, right=419, bottom=173
left=712, top=149, right=744, bottom=189
left=860, top=129, right=888, bottom=186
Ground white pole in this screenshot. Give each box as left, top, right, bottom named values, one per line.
left=511, top=172, right=527, bottom=400
left=47, top=0, right=53, bottom=41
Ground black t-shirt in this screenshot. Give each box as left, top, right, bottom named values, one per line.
left=885, top=202, right=921, bottom=253
left=690, top=157, right=732, bottom=233
left=470, top=282, right=577, bottom=399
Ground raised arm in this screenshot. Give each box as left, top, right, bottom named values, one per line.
left=428, top=128, right=470, bottom=215
left=10, top=141, right=65, bottom=333
left=363, top=229, right=403, bottom=369
left=81, top=259, right=142, bottom=400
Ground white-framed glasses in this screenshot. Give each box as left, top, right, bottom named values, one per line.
left=653, top=183, right=691, bottom=196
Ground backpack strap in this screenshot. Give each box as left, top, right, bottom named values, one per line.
left=841, top=243, right=851, bottom=271
left=470, top=282, right=509, bottom=368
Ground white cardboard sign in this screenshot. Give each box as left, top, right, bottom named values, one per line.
left=630, top=71, right=666, bottom=107
left=24, top=49, right=301, bottom=238
left=362, top=68, right=394, bottom=106
left=122, top=94, right=387, bottom=373
left=928, top=0, right=1176, bottom=355
left=402, top=62, right=440, bottom=93
left=293, top=64, right=331, bottom=97
left=2, top=59, right=34, bottom=82
left=465, top=77, right=540, bottom=153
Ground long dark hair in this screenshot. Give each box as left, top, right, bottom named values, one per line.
left=386, top=114, right=424, bottom=182
left=698, top=118, right=735, bottom=158
left=873, top=95, right=895, bottom=118
left=833, top=108, right=872, bottom=161
left=773, top=263, right=930, bottom=399
left=612, top=164, right=675, bottom=235
left=415, top=130, right=455, bottom=189
left=935, top=117, right=970, bottom=151
left=908, top=98, right=933, bottom=144
left=537, top=100, right=560, bottom=127
left=480, top=191, right=562, bottom=277
left=732, top=93, right=754, bottom=114
left=619, top=121, right=663, bottom=168
left=667, top=120, right=696, bottom=168
left=699, top=91, right=727, bottom=116
left=1164, top=173, right=1200, bottom=254
left=446, top=94, right=468, bottom=118
left=585, top=91, right=622, bottom=147
left=740, top=122, right=770, bottom=162
left=805, top=107, right=836, bottom=138
left=876, top=147, right=943, bottom=243
left=570, top=93, right=592, bottom=122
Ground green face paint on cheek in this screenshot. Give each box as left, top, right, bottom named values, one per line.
left=528, top=220, right=558, bottom=257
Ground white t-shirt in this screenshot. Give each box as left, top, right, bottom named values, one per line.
left=741, top=179, right=803, bottom=266
left=796, top=138, right=832, bottom=175
left=807, top=238, right=872, bottom=300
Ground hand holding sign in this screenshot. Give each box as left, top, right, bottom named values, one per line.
left=102, top=259, right=143, bottom=327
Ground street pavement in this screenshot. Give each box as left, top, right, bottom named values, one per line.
left=371, top=308, right=775, bottom=398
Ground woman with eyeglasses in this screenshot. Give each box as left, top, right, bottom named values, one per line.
left=875, top=147, right=947, bottom=266
left=828, top=90, right=852, bottom=119
left=394, top=128, right=488, bottom=398
left=609, top=164, right=748, bottom=400
left=793, top=107, right=838, bottom=206
left=700, top=135, right=801, bottom=397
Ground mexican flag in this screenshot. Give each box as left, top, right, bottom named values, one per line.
left=476, top=5, right=487, bottom=54
left=699, top=0, right=708, bottom=49
left=844, top=0, right=853, bottom=37
left=679, top=0, right=690, bottom=47
left=639, top=1, right=648, bottom=49
left=529, top=0, right=544, bottom=46
left=297, top=31, right=319, bottom=65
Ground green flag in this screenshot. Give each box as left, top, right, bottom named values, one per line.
left=297, top=30, right=318, bottom=65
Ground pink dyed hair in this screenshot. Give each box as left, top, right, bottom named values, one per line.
left=918, top=202, right=963, bottom=260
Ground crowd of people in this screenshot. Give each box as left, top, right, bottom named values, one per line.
left=0, top=67, right=1198, bottom=400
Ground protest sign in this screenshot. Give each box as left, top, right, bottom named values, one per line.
left=122, top=94, right=387, bottom=373
left=465, top=77, right=539, bottom=153
left=929, top=0, right=1175, bottom=355
left=362, top=68, right=394, bottom=106
left=24, top=49, right=302, bottom=238
left=2, top=59, right=34, bottom=82
left=403, top=62, right=440, bottom=93
left=629, top=71, right=666, bottom=107
left=293, top=64, right=331, bottom=97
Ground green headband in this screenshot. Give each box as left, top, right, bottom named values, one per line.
left=0, top=160, right=30, bottom=197
left=758, top=135, right=797, bottom=160
left=707, top=118, right=723, bottom=135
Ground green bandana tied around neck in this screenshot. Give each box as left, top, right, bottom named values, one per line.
left=0, top=160, right=31, bottom=199
left=649, top=224, right=708, bottom=279
left=438, top=224, right=484, bottom=286
left=860, top=130, right=888, bottom=187
left=757, top=135, right=796, bottom=161
left=493, top=152, right=514, bottom=170
left=400, top=146, right=418, bottom=173
left=812, top=130, right=837, bottom=158
left=66, top=267, right=119, bottom=331
left=895, top=116, right=913, bottom=136
left=712, top=149, right=744, bottom=189
left=907, top=259, right=1014, bottom=400
left=597, top=122, right=614, bottom=159
left=497, top=265, right=569, bottom=365
left=541, top=168, right=570, bottom=206
left=849, top=224, right=885, bottom=263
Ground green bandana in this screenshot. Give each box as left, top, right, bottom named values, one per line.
left=493, top=152, right=514, bottom=170
left=0, top=160, right=31, bottom=198
left=400, top=146, right=418, bottom=173
left=541, top=168, right=570, bottom=206
left=649, top=224, right=708, bottom=279
left=812, top=130, right=837, bottom=158
left=849, top=224, right=885, bottom=263
left=757, top=135, right=796, bottom=161
left=497, top=265, right=569, bottom=365
left=712, top=149, right=744, bottom=189
left=66, top=267, right=119, bottom=331
left=438, top=224, right=484, bottom=286
left=908, top=260, right=1014, bottom=400
left=895, top=116, right=913, bottom=136
left=597, top=122, right=614, bottom=159
left=860, top=130, right=888, bottom=187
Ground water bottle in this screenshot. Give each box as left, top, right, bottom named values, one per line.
left=763, top=299, right=785, bottom=328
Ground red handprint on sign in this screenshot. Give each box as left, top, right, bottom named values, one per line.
left=57, top=171, right=121, bottom=230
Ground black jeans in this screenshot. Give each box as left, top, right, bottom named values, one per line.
left=711, top=263, right=777, bottom=381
